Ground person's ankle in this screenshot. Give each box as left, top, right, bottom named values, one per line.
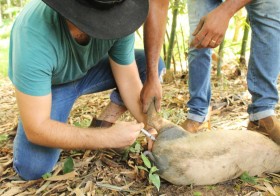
left=181, top=119, right=210, bottom=133
left=98, top=102, right=127, bottom=122
left=248, top=115, right=280, bottom=144
left=90, top=117, right=114, bottom=128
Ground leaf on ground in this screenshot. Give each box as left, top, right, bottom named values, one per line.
left=141, top=153, right=151, bottom=169
left=263, top=181, right=277, bottom=195
left=150, top=166, right=158, bottom=174
left=96, top=182, right=135, bottom=193
left=1, top=187, right=21, bottom=196
left=253, top=185, right=270, bottom=192
left=45, top=171, right=77, bottom=181
left=193, top=191, right=202, bottom=196
left=240, top=172, right=257, bottom=185
left=0, top=134, right=8, bottom=143
left=137, top=166, right=148, bottom=172
left=63, top=157, right=74, bottom=174
left=42, top=172, right=52, bottom=180
left=73, top=187, right=85, bottom=196
left=100, top=155, right=121, bottom=168
left=149, top=173, right=160, bottom=191
left=35, top=181, right=51, bottom=195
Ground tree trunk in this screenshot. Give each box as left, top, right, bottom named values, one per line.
left=239, top=16, right=250, bottom=67
left=217, top=39, right=225, bottom=77
left=232, top=9, right=246, bottom=42
left=165, top=29, right=176, bottom=71
left=166, top=0, right=179, bottom=70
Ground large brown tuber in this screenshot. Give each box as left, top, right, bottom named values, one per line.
left=147, top=103, right=280, bottom=185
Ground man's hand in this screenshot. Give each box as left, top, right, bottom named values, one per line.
left=190, top=6, right=231, bottom=49
left=142, top=0, right=168, bottom=114
left=140, top=77, right=162, bottom=113
left=15, top=87, right=143, bottom=150
left=104, top=122, right=144, bottom=148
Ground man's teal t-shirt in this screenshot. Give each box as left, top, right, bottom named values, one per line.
left=9, top=0, right=135, bottom=96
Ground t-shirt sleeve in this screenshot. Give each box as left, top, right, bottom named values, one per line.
left=108, top=33, right=135, bottom=65
left=9, top=26, right=55, bottom=96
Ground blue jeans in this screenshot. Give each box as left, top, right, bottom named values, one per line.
left=187, top=0, right=280, bottom=122
left=13, top=49, right=166, bottom=180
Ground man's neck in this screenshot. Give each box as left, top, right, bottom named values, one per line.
left=66, top=20, right=90, bottom=45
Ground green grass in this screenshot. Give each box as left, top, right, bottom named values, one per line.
left=0, top=19, right=13, bottom=78
left=0, top=39, right=9, bottom=78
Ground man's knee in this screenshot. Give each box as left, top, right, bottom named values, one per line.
left=13, top=144, right=60, bottom=180
left=13, top=159, right=54, bottom=180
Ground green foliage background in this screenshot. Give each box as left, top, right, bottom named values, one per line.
left=0, top=0, right=250, bottom=79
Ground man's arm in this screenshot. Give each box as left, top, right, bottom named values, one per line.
left=141, top=0, right=169, bottom=113
left=191, top=0, right=252, bottom=48
left=110, top=58, right=158, bottom=150
left=109, top=58, right=146, bottom=122
left=15, top=89, right=143, bottom=149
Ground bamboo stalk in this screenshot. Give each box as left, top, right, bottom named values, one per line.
left=166, top=0, right=179, bottom=70
left=239, top=16, right=250, bottom=67
left=217, top=39, right=225, bottom=77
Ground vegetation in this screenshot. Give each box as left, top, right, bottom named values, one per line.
left=0, top=39, right=9, bottom=77
left=2, top=72, right=280, bottom=195
left=2, top=1, right=269, bottom=195
left=0, top=0, right=250, bottom=79
left=0, top=0, right=29, bottom=78
left=138, top=153, right=161, bottom=191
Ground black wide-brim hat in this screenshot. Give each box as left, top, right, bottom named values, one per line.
left=42, top=0, right=149, bottom=39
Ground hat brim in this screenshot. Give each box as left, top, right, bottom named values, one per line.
left=42, top=0, right=149, bottom=39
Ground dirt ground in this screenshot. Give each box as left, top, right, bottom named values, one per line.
left=1, top=67, right=280, bottom=195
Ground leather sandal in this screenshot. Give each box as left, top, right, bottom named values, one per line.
left=90, top=118, right=114, bottom=128
left=181, top=119, right=211, bottom=133
left=248, top=115, right=280, bottom=145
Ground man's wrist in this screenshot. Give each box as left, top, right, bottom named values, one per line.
left=146, top=68, right=159, bottom=79
left=146, top=74, right=160, bottom=82
left=222, top=0, right=252, bottom=18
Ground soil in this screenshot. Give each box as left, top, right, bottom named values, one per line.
left=1, top=68, right=280, bottom=195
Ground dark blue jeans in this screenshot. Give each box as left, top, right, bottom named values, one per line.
left=13, top=49, right=166, bottom=180
left=187, top=0, right=280, bottom=122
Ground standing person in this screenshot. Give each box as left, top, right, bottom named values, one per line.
left=181, top=0, right=280, bottom=145
left=141, top=0, right=169, bottom=114
left=9, top=0, right=165, bottom=180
